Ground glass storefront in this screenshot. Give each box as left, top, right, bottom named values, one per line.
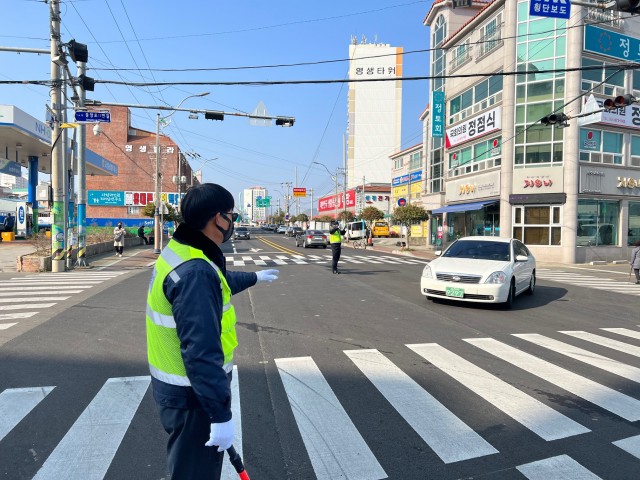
left=577, top=199, right=619, bottom=246
left=445, top=205, right=500, bottom=240
left=629, top=201, right=640, bottom=246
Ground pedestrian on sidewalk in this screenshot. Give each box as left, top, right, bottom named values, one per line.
left=146, top=183, right=279, bottom=480
left=138, top=224, right=150, bottom=245
left=329, top=219, right=346, bottom=274
left=113, top=222, right=126, bottom=257
left=631, top=240, right=640, bottom=284
left=0, top=213, right=15, bottom=242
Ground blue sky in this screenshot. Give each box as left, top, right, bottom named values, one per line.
left=2, top=0, right=431, bottom=210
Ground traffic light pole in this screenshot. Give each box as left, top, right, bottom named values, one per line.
left=154, top=113, right=161, bottom=254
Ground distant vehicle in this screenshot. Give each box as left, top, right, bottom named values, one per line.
left=371, top=221, right=390, bottom=238
left=577, top=223, right=614, bottom=246
left=346, top=220, right=366, bottom=240
left=420, top=236, right=536, bottom=309
left=286, top=226, right=303, bottom=237
left=234, top=226, right=250, bottom=240
left=295, top=230, right=328, bottom=248
left=277, top=225, right=287, bottom=234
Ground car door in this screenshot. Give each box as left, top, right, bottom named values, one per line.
left=512, top=240, right=532, bottom=293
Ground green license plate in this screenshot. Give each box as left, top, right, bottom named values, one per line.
left=445, top=287, right=464, bottom=298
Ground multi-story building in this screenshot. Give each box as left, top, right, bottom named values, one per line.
left=242, top=186, right=268, bottom=224
left=390, top=143, right=425, bottom=209
left=317, top=184, right=391, bottom=220
left=86, top=106, right=195, bottom=226
left=422, top=0, right=640, bottom=262
left=0, top=173, right=28, bottom=191
left=347, top=38, right=403, bottom=189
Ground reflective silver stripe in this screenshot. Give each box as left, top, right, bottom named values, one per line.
left=146, top=305, right=176, bottom=328
left=223, top=302, right=231, bottom=312
left=223, top=360, right=234, bottom=373
left=168, top=270, right=180, bottom=283
left=160, top=247, right=185, bottom=269
left=149, top=364, right=191, bottom=386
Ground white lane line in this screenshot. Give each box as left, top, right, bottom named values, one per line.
left=0, top=323, right=17, bottom=330
left=2, top=303, right=57, bottom=311
left=0, top=297, right=70, bottom=303
left=20, top=274, right=121, bottom=279
left=0, top=312, right=38, bottom=320
left=278, top=255, right=306, bottom=265
left=272, top=258, right=287, bottom=265
left=368, top=256, right=399, bottom=264
left=465, top=338, right=640, bottom=421
left=346, top=349, right=498, bottom=463
left=613, top=434, right=640, bottom=459
left=241, top=256, right=253, bottom=261
left=0, top=291, right=83, bottom=297
left=275, top=357, right=386, bottom=480
left=516, top=454, right=602, bottom=479
left=561, top=331, right=640, bottom=358
left=601, top=328, right=640, bottom=340
left=0, top=386, right=55, bottom=441
left=222, top=366, right=242, bottom=480
left=0, top=281, right=102, bottom=287
left=514, top=334, right=640, bottom=383
left=379, top=256, right=416, bottom=264
left=253, top=259, right=267, bottom=266
left=33, top=376, right=150, bottom=480
left=0, top=286, right=90, bottom=292
left=408, top=343, right=589, bottom=442
left=340, top=256, right=365, bottom=264
left=353, top=255, right=382, bottom=264
left=259, top=255, right=272, bottom=261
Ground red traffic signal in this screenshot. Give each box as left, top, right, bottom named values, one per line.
left=540, top=113, right=568, bottom=126
left=603, top=94, right=637, bottom=110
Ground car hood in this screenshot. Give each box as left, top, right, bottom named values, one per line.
left=430, top=257, right=512, bottom=277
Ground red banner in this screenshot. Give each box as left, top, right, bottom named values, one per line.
left=317, top=190, right=356, bottom=213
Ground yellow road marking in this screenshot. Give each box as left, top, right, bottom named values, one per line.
left=256, top=236, right=302, bottom=256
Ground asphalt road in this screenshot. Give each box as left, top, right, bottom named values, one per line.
left=1, top=229, right=639, bottom=479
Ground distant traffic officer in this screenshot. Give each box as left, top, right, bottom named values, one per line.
left=329, top=219, right=346, bottom=274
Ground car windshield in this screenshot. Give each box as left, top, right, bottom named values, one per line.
left=236, top=227, right=248, bottom=232
left=307, top=230, right=324, bottom=235
left=443, top=240, right=511, bottom=261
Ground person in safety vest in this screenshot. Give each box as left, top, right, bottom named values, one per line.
left=147, top=183, right=279, bottom=480
left=329, top=219, right=346, bottom=274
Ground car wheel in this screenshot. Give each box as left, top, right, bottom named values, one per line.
left=526, top=272, right=535, bottom=295
left=303, top=242, right=308, bottom=248
left=502, top=280, right=515, bottom=309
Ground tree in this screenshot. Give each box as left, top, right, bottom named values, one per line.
left=393, top=205, right=429, bottom=225
left=361, top=206, right=384, bottom=224
left=273, top=209, right=285, bottom=224
left=315, top=214, right=333, bottom=222
left=141, top=202, right=180, bottom=223
left=295, top=213, right=309, bottom=224
left=338, top=210, right=355, bottom=223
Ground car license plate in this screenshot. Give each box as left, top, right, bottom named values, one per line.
left=445, top=287, right=464, bottom=298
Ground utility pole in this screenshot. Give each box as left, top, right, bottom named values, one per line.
left=75, top=60, right=88, bottom=267
left=50, top=0, right=66, bottom=273
left=334, top=169, right=339, bottom=221
left=295, top=167, right=299, bottom=217
left=281, top=182, right=292, bottom=222
left=309, top=188, right=313, bottom=220
left=154, top=113, right=162, bottom=254
left=361, top=176, right=366, bottom=215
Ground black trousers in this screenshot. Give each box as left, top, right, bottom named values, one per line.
left=331, top=243, right=341, bottom=272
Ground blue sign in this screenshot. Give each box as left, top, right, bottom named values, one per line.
left=398, top=198, right=407, bottom=207
left=392, top=170, right=423, bottom=187
left=529, top=0, right=570, bottom=19
left=18, top=205, right=25, bottom=224
left=432, top=91, right=445, bottom=138
left=75, top=111, right=111, bottom=123
left=0, top=159, right=22, bottom=177
left=88, top=190, right=125, bottom=206
left=584, top=25, right=640, bottom=62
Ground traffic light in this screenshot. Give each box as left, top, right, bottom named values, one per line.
left=275, top=117, right=295, bottom=127
left=78, top=74, right=95, bottom=91
left=205, top=111, right=224, bottom=121
left=603, top=94, right=637, bottom=110
left=68, top=39, right=88, bottom=63
left=540, top=113, right=569, bottom=126
left=615, top=0, right=640, bottom=12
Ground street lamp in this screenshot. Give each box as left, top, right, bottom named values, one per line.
left=312, top=161, right=339, bottom=220
left=154, top=92, right=209, bottom=254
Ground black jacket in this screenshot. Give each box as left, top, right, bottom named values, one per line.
left=151, top=223, right=257, bottom=422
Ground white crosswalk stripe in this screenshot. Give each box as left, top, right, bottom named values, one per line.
left=536, top=270, right=640, bottom=296
left=8, top=326, right=640, bottom=478
left=0, top=271, right=125, bottom=331
left=223, top=253, right=427, bottom=266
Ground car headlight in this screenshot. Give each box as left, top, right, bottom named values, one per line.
left=485, top=271, right=507, bottom=284
left=422, top=264, right=433, bottom=279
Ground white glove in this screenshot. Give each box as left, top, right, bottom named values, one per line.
left=256, top=269, right=279, bottom=283
left=205, top=419, right=234, bottom=452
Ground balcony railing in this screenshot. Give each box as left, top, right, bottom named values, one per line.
left=449, top=46, right=473, bottom=72
left=585, top=7, right=624, bottom=29
left=476, top=23, right=504, bottom=60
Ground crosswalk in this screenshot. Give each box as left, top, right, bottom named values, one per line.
left=0, top=271, right=125, bottom=331
left=5, top=326, right=640, bottom=478
left=225, top=253, right=429, bottom=266
left=537, top=269, right=640, bottom=296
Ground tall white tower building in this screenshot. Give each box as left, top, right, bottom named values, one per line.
left=347, top=38, right=403, bottom=188
left=242, top=186, right=267, bottom=224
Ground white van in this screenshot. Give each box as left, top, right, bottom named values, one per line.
left=346, top=220, right=366, bottom=240
left=577, top=223, right=615, bottom=246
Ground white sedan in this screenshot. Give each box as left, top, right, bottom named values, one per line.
left=421, top=236, right=536, bottom=308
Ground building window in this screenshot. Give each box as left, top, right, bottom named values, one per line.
left=579, top=128, right=623, bottom=165
left=409, top=151, right=422, bottom=170
left=127, top=206, right=141, bottom=215
left=513, top=205, right=562, bottom=245
left=630, top=202, right=640, bottom=246
left=478, top=15, right=503, bottom=58
left=448, top=75, right=503, bottom=124
left=581, top=57, right=625, bottom=96
left=631, top=135, right=640, bottom=167
left=430, top=137, right=443, bottom=193
left=448, top=136, right=501, bottom=175
left=432, top=15, right=447, bottom=92
left=577, top=199, right=619, bottom=246
left=394, top=158, right=404, bottom=169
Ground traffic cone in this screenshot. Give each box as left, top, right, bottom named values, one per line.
left=367, top=236, right=374, bottom=247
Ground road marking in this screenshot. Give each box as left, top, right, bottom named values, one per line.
left=0, top=281, right=103, bottom=287
left=33, top=376, right=150, bottom=480
left=0, top=290, right=83, bottom=297
left=516, top=454, right=602, bottom=479
left=340, top=255, right=365, bottom=264
left=601, top=327, right=640, bottom=340
left=346, top=349, right=498, bottom=463
left=353, top=255, right=382, bottom=264
left=222, top=366, right=242, bottom=480
left=408, top=343, right=589, bottom=441
left=0, top=386, right=55, bottom=442
left=278, top=254, right=306, bottom=265
left=613, top=434, right=640, bottom=459
left=0, top=323, right=17, bottom=330
left=0, top=297, right=70, bottom=303
left=561, top=331, right=640, bottom=357
left=275, top=357, right=386, bottom=480
left=0, top=286, right=90, bottom=292
left=466, top=338, right=640, bottom=421
left=2, top=303, right=57, bottom=311
left=514, top=334, right=640, bottom=383
left=0, top=312, right=38, bottom=320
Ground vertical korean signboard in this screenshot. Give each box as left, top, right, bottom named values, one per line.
left=432, top=91, right=445, bottom=138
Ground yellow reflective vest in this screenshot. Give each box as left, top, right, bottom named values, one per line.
left=146, top=239, right=237, bottom=386
left=329, top=228, right=342, bottom=244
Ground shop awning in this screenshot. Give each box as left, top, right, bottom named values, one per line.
left=431, top=200, right=497, bottom=214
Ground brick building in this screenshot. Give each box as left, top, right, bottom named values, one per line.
left=85, top=106, right=195, bottom=226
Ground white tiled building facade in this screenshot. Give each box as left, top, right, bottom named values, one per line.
left=242, top=187, right=268, bottom=224
left=422, top=0, right=640, bottom=263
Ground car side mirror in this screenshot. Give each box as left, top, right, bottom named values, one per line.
left=515, top=254, right=528, bottom=262
left=434, top=250, right=442, bottom=256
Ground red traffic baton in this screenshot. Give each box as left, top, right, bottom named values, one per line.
left=227, top=446, right=250, bottom=480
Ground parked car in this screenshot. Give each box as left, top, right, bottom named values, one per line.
left=234, top=226, right=250, bottom=240
left=295, top=230, right=328, bottom=248
left=420, top=236, right=536, bottom=309
left=286, top=226, right=303, bottom=237
left=277, top=225, right=287, bottom=234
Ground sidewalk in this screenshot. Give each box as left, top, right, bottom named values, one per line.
left=0, top=240, right=35, bottom=272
